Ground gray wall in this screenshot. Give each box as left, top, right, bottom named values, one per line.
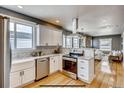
left=92, top=34, right=122, bottom=50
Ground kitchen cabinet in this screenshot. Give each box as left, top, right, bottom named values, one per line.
left=49, top=55, right=62, bottom=74
left=10, top=61, right=35, bottom=88
left=22, top=67, right=35, bottom=85
left=49, top=57, right=56, bottom=74
left=10, top=71, right=21, bottom=88
left=58, top=55, right=62, bottom=71
left=78, top=58, right=94, bottom=83
left=36, top=25, right=62, bottom=46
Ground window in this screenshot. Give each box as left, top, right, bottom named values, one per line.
left=73, top=37, right=79, bottom=48
left=9, top=20, right=35, bottom=49
left=62, top=35, right=80, bottom=48
left=66, top=36, right=72, bottom=48
left=16, top=24, right=33, bottom=48
left=62, top=34, right=66, bottom=48
left=99, top=38, right=112, bottom=51
left=10, top=22, right=15, bottom=49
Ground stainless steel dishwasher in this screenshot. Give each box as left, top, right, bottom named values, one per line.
left=35, top=58, right=49, bottom=80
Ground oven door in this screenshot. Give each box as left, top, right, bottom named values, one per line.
left=62, top=57, right=77, bottom=74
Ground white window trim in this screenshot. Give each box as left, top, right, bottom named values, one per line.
left=10, top=18, right=36, bottom=50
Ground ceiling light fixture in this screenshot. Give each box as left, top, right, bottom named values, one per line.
left=17, top=5, right=23, bottom=9
left=56, top=20, right=60, bottom=23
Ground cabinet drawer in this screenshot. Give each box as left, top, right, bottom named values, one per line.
left=78, top=60, right=88, bottom=65
left=78, top=67, right=88, bottom=74
left=78, top=73, right=88, bottom=80
left=78, top=64, right=88, bottom=70
left=11, top=61, right=35, bottom=72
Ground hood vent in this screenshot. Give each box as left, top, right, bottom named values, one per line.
left=72, top=18, right=78, bottom=34
left=69, top=18, right=82, bottom=37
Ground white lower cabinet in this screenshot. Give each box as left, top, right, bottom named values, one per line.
left=78, top=58, right=94, bottom=83
left=58, top=55, right=62, bottom=71
left=10, top=61, right=35, bottom=88
left=49, top=55, right=62, bottom=74
left=49, top=57, right=56, bottom=74
left=22, top=67, right=35, bottom=85
left=10, top=71, right=21, bottom=88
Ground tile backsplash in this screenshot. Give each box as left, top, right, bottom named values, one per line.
left=12, top=46, right=95, bottom=60
left=12, top=46, right=59, bottom=59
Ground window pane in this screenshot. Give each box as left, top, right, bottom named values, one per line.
left=73, top=38, right=79, bottom=48
left=99, top=38, right=112, bottom=51
left=63, top=35, right=66, bottom=48
left=16, top=24, right=33, bottom=48
left=66, top=36, right=72, bottom=48
left=9, top=22, right=14, bottom=49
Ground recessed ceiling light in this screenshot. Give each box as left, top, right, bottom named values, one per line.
left=17, top=5, right=23, bottom=9
left=56, top=20, right=60, bottom=23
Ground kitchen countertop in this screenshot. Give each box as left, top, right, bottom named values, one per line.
left=78, top=56, right=94, bottom=60
left=12, top=53, right=63, bottom=65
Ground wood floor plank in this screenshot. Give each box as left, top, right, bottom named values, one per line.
left=24, top=61, right=124, bottom=88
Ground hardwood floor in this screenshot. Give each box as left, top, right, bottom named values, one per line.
left=24, top=61, right=124, bottom=88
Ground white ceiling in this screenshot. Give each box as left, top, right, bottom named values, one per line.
left=1, top=5, right=124, bottom=36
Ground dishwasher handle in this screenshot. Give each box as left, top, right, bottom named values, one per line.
left=37, top=58, right=49, bottom=62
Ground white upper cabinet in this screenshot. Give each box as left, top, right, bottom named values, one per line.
left=36, top=25, right=62, bottom=46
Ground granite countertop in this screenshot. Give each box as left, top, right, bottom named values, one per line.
left=12, top=53, right=64, bottom=65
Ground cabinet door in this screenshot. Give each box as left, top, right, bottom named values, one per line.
left=37, top=25, right=62, bottom=46
left=22, top=67, right=35, bottom=85
left=58, top=55, right=62, bottom=71
left=57, top=31, right=62, bottom=46
left=54, top=56, right=59, bottom=71
left=10, top=71, right=21, bottom=88
left=49, top=57, right=55, bottom=74
left=47, top=29, right=54, bottom=46
left=40, top=28, right=49, bottom=46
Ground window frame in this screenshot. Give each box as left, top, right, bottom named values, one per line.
left=62, top=34, right=81, bottom=49
left=10, top=19, right=36, bottom=50
left=99, top=38, right=112, bottom=51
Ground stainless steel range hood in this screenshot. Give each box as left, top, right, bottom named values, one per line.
left=69, top=18, right=82, bottom=37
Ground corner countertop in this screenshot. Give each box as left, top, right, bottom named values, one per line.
left=12, top=53, right=63, bottom=65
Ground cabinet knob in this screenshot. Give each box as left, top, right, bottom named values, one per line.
left=80, top=61, right=84, bottom=63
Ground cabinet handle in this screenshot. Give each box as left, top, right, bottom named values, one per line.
left=80, top=61, right=85, bottom=63
left=80, top=67, right=84, bottom=69
left=20, top=71, right=22, bottom=76
left=20, top=71, right=24, bottom=76
left=22, top=71, right=24, bottom=75
left=80, top=74, right=85, bottom=77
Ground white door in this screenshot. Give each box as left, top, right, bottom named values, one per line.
left=10, top=71, right=21, bottom=88
left=22, top=67, right=35, bottom=85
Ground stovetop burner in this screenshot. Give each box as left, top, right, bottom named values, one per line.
left=63, top=52, right=83, bottom=59
left=63, top=54, right=79, bottom=59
